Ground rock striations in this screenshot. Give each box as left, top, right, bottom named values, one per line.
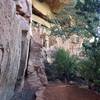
left=0, top=0, right=47, bottom=100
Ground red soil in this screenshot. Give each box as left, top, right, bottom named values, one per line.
left=43, top=84, right=100, bottom=100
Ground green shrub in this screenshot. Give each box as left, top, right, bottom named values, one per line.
left=48, top=48, right=78, bottom=82
left=77, top=41, right=100, bottom=89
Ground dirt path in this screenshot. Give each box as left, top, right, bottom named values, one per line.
left=43, top=84, right=100, bottom=100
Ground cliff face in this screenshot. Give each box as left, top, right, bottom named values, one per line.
left=27, top=36, right=48, bottom=100
left=14, top=0, right=32, bottom=91
left=0, top=0, right=47, bottom=100
left=0, top=0, right=22, bottom=100
left=0, top=0, right=75, bottom=100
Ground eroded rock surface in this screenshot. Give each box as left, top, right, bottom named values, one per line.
left=0, top=0, right=48, bottom=100
left=0, top=0, right=31, bottom=100
left=27, top=28, right=48, bottom=100
left=0, top=0, right=21, bottom=100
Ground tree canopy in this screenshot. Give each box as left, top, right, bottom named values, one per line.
left=51, top=0, right=100, bottom=38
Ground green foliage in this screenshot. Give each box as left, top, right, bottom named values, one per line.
left=50, top=0, right=99, bottom=38
left=78, top=58, right=97, bottom=81
left=74, top=0, right=99, bottom=37
left=46, top=48, right=77, bottom=82
left=78, top=40, right=100, bottom=87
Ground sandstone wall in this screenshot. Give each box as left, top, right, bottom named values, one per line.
left=41, top=34, right=84, bottom=63
left=0, top=0, right=31, bottom=100
left=15, top=0, right=32, bottom=91
left=0, top=0, right=48, bottom=100
left=0, top=0, right=21, bottom=100
left=27, top=25, right=48, bottom=100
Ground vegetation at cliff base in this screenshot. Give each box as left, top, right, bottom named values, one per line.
left=45, top=48, right=78, bottom=81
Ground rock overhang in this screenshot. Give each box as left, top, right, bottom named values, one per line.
left=32, top=0, right=75, bottom=27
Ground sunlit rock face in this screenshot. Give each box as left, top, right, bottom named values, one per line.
left=55, top=35, right=84, bottom=56
left=32, top=0, right=74, bottom=19
left=45, top=0, right=74, bottom=13
left=41, top=34, right=84, bottom=63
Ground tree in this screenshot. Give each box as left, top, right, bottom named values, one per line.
left=51, top=0, right=100, bottom=38
left=78, top=40, right=100, bottom=90
left=53, top=48, right=77, bottom=82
